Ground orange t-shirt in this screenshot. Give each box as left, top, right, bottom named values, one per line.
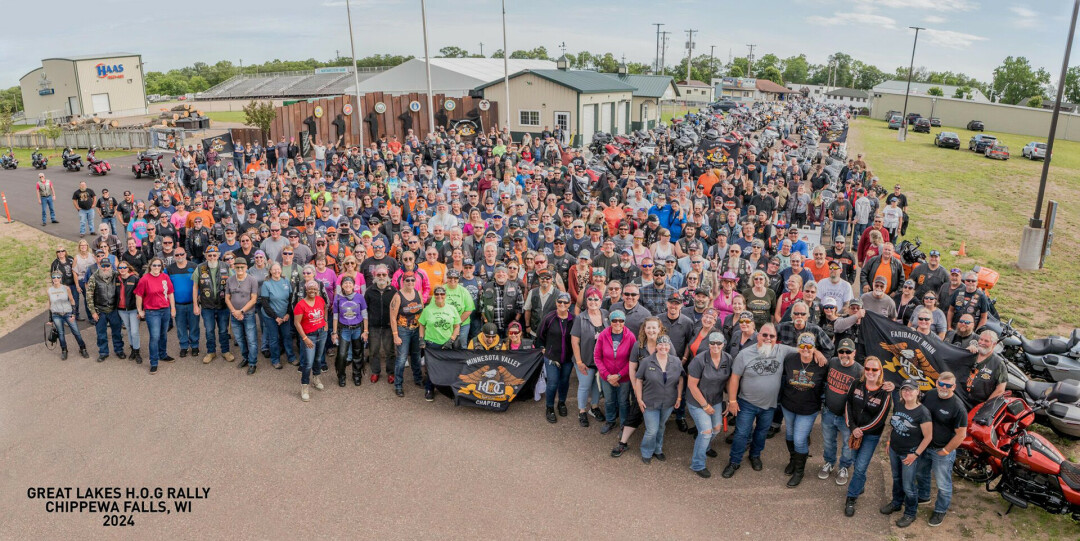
left=874, top=260, right=893, bottom=292
left=807, top=260, right=830, bottom=283
left=418, top=261, right=447, bottom=290
left=185, top=208, right=215, bottom=229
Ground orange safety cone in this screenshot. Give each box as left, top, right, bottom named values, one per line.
left=958, top=241, right=967, bottom=257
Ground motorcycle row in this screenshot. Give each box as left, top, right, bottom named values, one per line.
left=0, top=147, right=112, bottom=176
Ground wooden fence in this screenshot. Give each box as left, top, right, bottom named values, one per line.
left=2, top=130, right=156, bottom=150
left=269, top=93, right=499, bottom=148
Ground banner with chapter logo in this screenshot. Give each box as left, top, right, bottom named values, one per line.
left=450, top=118, right=480, bottom=142
left=201, top=133, right=233, bottom=155
left=821, top=125, right=849, bottom=143
left=859, top=312, right=976, bottom=403
left=425, top=349, right=543, bottom=412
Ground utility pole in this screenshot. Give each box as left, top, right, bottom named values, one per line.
left=898, top=26, right=924, bottom=142
left=653, top=23, right=664, bottom=74
left=709, top=45, right=716, bottom=80
left=479, top=42, right=484, bottom=56
left=685, top=29, right=696, bottom=82
left=345, top=0, right=364, bottom=147
left=660, top=31, right=671, bottom=74
left=746, top=44, right=756, bottom=77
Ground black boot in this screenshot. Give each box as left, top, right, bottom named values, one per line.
left=338, top=373, right=347, bottom=387
left=132, top=349, right=143, bottom=364
left=787, top=452, right=808, bottom=488
left=784, top=440, right=797, bottom=475
left=844, top=496, right=857, bottom=517
left=61, top=349, right=68, bottom=360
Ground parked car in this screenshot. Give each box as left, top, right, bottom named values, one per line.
left=885, top=110, right=901, bottom=121
left=930, top=117, right=941, bottom=127
left=934, top=131, right=961, bottom=149
left=967, top=120, right=985, bottom=131
left=1021, top=141, right=1047, bottom=160
left=888, top=115, right=904, bottom=129
left=712, top=100, right=738, bottom=111
left=985, top=144, right=1010, bottom=160
left=969, top=134, right=997, bottom=152
left=913, top=118, right=931, bottom=133
left=906, top=113, right=922, bottom=125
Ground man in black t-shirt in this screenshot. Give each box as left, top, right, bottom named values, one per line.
left=817, top=338, right=864, bottom=482
left=95, top=188, right=119, bottom=236
left=72, top=181, right=97, bottom=237
left=916, top=372, right=968, bottom=527
left=960, top=330, right=1007, bottom=409
left=946, top=272, right=991, bottom=330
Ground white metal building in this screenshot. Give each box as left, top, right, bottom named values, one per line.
left=19, top=53, right=147, bottom=121
left=346, top=58, right=555, bottom=97
left=872, top=80, right=988, bottom=103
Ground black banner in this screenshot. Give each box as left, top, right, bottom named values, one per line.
left=700, top=139, right=739, bottom=164
left=450, top=119, right=480, bottom=142
left=425, top=349, right=544, bottom=412
left=859, top=312, right=976, bottom=402
left=202, top=132, right=234, bottom=156
left=821, top=125, right=849, bottom=143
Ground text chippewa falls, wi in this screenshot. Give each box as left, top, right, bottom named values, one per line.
left=27, top=486, right=209, bottom=526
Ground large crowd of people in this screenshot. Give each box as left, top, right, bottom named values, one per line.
left=40, top=99, right=1006, bottom=526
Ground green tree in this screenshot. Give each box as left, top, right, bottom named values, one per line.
left=762, top=66, right=784, bottom=85
left=753, top=53, right=780, bottom=77
left=438, top=46, right=470, bottom=58
left=991, top=56, right=1051, bottom=105
left=782, top=55, right=809, bottom=84
left=39, top=113, right=63, bottom=147
left=953, top=85, right=972, bottom=99
left=1027, top=95, right=1043, bottom=108
left=730, top=57, right=749, bottom=77
left=927, top=86, right=944, bottom=96
left=853, top=64, right=887, bottom=90
left=0, top=104, right=13, bottom=145
left=188, top=75, right=210, bottom=93
left=1065, top=65, right=1080, bottom=104
left=242, top=100, right=276, bottom=138
left=0, top=86, right=23, bottom=113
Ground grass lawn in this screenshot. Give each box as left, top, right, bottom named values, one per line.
left=205, top=111, right=251, bottom=125
left=847, top=118, right=1080, bottom=336
left=11, top=124, right=35, bottom=133
left=1, top=148, right=133, bottom=165
left=0, top=224, right=75, bottom=334
left=660, top=106, right=696, bottom=124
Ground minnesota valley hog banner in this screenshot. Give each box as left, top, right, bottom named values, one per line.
left=425, top=349, right=543, bottom=412
left=859, top=312, right=976, bottom=402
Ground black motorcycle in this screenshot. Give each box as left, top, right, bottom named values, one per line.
left=0, top=151, right=17, bottom=170
left=62, top=148, right=82, bottom=172
left=32, top=150, right=48, bottom=170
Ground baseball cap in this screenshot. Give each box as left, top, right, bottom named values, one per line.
left=694, top=287, right=710, bottom=296
left=667, top=293, right=682, bottom=304
left=903, top=279, right=916, bottom=288
left=482, top=323, right=498, bottom=337
left=901, top=379, right=920, bottom=391
left=610, top=310, right=626, bottom=321
left=874, top=276, right=887, bottom=285
left=828, top=260, right=841, bottom=269
left=928, top=250, right=940, bottom=257
left=849, top=298, right=863, bottom=307
left=950, top=267, right=962, bottom=275
left=822, top=297, right=838, bottom=308
left=739, top=311, right=754, bottom=321
left=708, top=332, right=726, bottom=345
left=447, top=269, right=461, bottom=279
left=578, top=250, right=591, bottom=260
left=657, top=335, right=672, bottom=345
left=463, top=258, right=474, bottom=266
left=837, top=338, right=856, bottom=353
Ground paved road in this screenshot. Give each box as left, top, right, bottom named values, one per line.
left=0, top=336, right=893, bottom=539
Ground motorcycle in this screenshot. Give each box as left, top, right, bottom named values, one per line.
left=32, top=149, right=48, bottom=170
left=896, top=238, right=926, bottom=280
left=1003, top=359, right=1080, bottom=438
left=999, top=319, right=1080, bottom=381
left=132, top=150, right=164, bottom=179
left=953, top=395, right=1080, bottom=520
left=86, top=148, right=110, bottom=176
left=0, top=150, right=17, bottom=170
left=62, top=148, right=83, bottom=172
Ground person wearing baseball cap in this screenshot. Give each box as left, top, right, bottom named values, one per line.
left=883, top=377, right=932, bottom=527
left=908, top=248, right=948, bottom=301
left=443, top=268, right=475, bottom=349
left=861, top=275, right=898, bottom=320
left=686, top=330, right=731, bottom=478
left=468, top=322, right=502, bottom=351
left=634, top=334, right=684, bottom=464
left=537, top=291, right=576, bottom=424
left=418, top=285, right=461, bottom=398
left=817, top=337, right=864, bottom=485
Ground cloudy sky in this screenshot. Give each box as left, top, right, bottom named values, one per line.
left=3, top=0, right=1077, bottom=86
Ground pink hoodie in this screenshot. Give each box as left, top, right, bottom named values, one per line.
left=593, top=327, right=637, bottom=383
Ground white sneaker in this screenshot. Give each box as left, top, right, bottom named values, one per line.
left=818, top=463, right=834, bottom=480
left=313, top=375, right=324, bottom=390
left=835, top=466, right=850, bottom=486
left=301, top=384, right=310, bottom=402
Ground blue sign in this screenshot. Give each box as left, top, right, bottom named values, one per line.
left=315, top=67, right=349, bottom=74
left=95, top=63, right=125, bottom=79
left=38, top=88, right=55, bottom=96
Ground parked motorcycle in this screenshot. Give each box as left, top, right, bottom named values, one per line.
left=953, top=395, right=1080, bottom=519
left=86, top=148, right=110, bottom=176
left=132, top=150, right=164, bottom=179
left=1003, top=359, right=1080, bottom=438
left=896, top=237, right=926, bottom=279
left=62, top=148, right=83, bottom=172
left=31, top=149, right=48, bottom=170
left=999, top=319, right=1080, bottom=381
left=0, top=150, right=17, bottom=170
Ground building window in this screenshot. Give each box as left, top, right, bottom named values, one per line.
left=519, top=110, right=540, bottom=127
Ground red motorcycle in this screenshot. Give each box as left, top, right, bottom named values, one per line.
left=954, top=395, right=1080, bottom=519
left=87, top=148, right=111, bottom=176
left=131, top=150, right=164, bottom=179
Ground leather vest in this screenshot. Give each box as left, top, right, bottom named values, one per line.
left=195, top=263, right=229, bottom=309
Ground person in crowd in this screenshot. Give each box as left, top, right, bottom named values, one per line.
left=115, top=260, right=142, bottom=363
left=633, top=335, right=684, bottom=464
left=686, top=331, right=731, bottom=478
left=52, top=244, right=81, bottom=321
left=167, top=246, right=199, bottom=359
left=612, top=317, right=664, bottom=457
left=226, top=258, right=260, bottom=374
left=842, top=355, right=892, bottom=517
left=135, top=257, right=176, bottom=374
left=294, top=281, right=328, bottom=401
left=390, top=270, right=425, bottom=396
left=259, top=262, right=295, bottom=369
left=779, top=333, right=828, bottom=488
left=442, top=270, right=475, bottom=349
left=418, top=285, right=461, bottom=400
left=85, top=257, right=125, bottom=362
left=193, top=246, right=233, bottom=364
left=332, top=275, right=368, bottom=387
left=570, top=287, right=608, bottom=427
left=536, top=291, right=576, bottom=423
left=880, top=379, right=933, bottom=529
left=594, top=310, right=636, bottom=435
left=47, top=272, right=88, bottom=360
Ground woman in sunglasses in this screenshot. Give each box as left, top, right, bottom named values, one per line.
left=908, top=293, right=947, bottom=339
left=779, top=333, right=829, bottom=488
left=134, top=257, right=177, bottom=374
left=842, top=355, right=893, bottom=517
left=633, top=335, right=684, bottom=464
left=570, top=288, right=608, bottom=428
left=536, top=292, right=576, bottom=424
left=418, top=286, right=461, bottom=400
left=47, top=272, right=89, bottom=360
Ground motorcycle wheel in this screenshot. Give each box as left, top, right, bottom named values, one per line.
left=954, top=448, right=993, bottom=483
left=135, top=170, right=141, bottom=179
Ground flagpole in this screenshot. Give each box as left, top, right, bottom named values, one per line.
left=421, top=0, right=436, bottom=136
left=345, top=0, right=364, bottom=149
left=502, top=0, right=511, bottom=134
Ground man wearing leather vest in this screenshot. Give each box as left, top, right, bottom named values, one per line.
left=86, top=259, right=125, bottom=363
left=193, top=246, right=233, bottom=364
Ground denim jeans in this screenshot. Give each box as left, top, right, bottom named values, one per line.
left=102, top=216, right=119, bottom=236
left=315, top=159, right=326, bottom=172
left=174, top=303, right=200, bottom=350
left=41, top=195, right=55, bottom=223
left=601, top=378, right=630, bottom=425
left=276, top=160, right=284, bottom=175
left=93, top=310, right=124, bottom=356
left=301, top=327, right=327, bottom=384
left=78, top=208, right=95, bottom=235
left=339, top=326, right=363, bottom=362
left=200, top=307, right=230, bottom=354
left=847, top=433, right=882, bottom=498
left=545, top=358, right=574, bottom=408
left=68, top=283, right=81, bottom=319
left=118, top=309, right=141, bottom=350
left=641, top=407, right=674, bottom=459
left=831, top=219, right=848, bottom=242
left=916, top=449, right=956, bottom=514
left=261, top=312, right=294, bottom=364
left=729, top=398, right=775, bottom=465
left=852, top=222, right=868, bottom=250
left=144, top=308, right=170, bottom=367
left=575, top=367, right=600, bottom=409
left=231, top=311, right=258, bottom=366
left=782, top=406, right=820, bottom=454
left=51, top=312, right=85, bottom=351
left=821, top=408, right=854, bottom=469
left=395, top=327, right=422, bottom=388
left=688, top=402, right=725, bottom=471
left=889, top=448, right=920, bottom=518
left=455, top=322, right=470, bottom=349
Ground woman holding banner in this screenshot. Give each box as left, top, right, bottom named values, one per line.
left=418, top=286, right=461, bottom=403
left=842, top=355, right=893, bottom=517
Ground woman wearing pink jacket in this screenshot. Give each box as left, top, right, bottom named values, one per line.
left=593, top=310, right=637, bottom=435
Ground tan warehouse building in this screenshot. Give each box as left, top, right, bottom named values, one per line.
left=19, top=53, right=147, bottom=122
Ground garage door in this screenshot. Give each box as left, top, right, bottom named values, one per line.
left=599, top=102, right=612, bottom=136
left=91, top=93, right=111, bottom=114
left=616, top=101, right=626, bottom=135
left=580, top=104, right=595, bottom=149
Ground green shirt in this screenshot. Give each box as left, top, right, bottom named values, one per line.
left=419, top=302, right=460, bottom=345
left=443, top=285, right=475, bottom=323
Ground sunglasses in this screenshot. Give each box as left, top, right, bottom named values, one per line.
left=793, top=312, right=808, bottom=316
left=117, top=266, right=128, bottom=270
left=434, top=293, right=445, bottom=297
left=640, top=264, right=653, bottom=269
left=611, top=319, right=625, bottom=323
left=508, top=331, right=521, bottom=335
left=150, top=263, right=162, bottom=268
left=759, top=333, right=776, bottom=338
left=937, top=382, right=955, bottom=389
left=963, top=279, right=977, bottom=283
left=918, top=317, right=931, bottom=321
left=798, top=344, right=814, bottom=350
left=403, top=278, right=416, bottom=282
left=865, top=368, right=881, bottom=373
left=960, top=320, right=974, bottom=325
left=283, top=252, right=293, bottom=255
left=838, top=350, right=854, bottom=355
left=623, top=293, right=639, bottom=297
